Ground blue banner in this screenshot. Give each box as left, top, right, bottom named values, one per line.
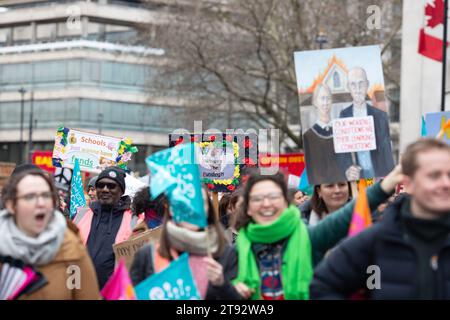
left=298, top=166, right=313, bottom=196
left=421, top=116, right=427, bottom=137
left=70, top=158, right=86, bottom=219
left=146, top=143, right=207, bottom=228
left=135, top=253, right=201, bottom=300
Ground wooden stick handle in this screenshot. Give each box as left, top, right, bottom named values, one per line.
left=350, top=181, right=359, bottom=198
left=212, top=192, right=219, bottom=221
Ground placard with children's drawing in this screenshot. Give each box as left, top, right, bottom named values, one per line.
left=294, top=45, right=394, bottom=185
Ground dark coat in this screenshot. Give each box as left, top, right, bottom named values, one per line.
left=336, top=104, right=395, bottom=178
left=303, top=125, right=346, bottom=185
left=130, top=243, right=241, bottom=300
left=86, top=199, right=129, bottom=289
left=310, top=196, right=450, bottom=299
left=298, top=200, right=312, bottom=225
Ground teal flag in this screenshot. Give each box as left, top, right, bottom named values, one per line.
left=146, top=143, right=207, bottom=228
left=70, top=158, right=86, bottom=219
left=421, top=116, right=427, bottom=137
left=298, top=166, right=313, bottom=196
left=135, top=253, right=201, bottom=300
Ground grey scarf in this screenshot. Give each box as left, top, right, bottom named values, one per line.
left=166, top=220, right=219, bottom=256
left=0, top=209, right=67, bottom=266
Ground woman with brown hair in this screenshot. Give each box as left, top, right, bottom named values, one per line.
left=232, top=167, right=403, bottom=300
left=306, top=182, right=352, bottom=226
left=130, top=188, right=240, bottom=299
left=218, top=188, right=243, bottom=244
left=0, top=169, right=100, bottom=299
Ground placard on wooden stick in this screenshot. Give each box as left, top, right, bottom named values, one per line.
left=113, top=227, right=162, bottom=270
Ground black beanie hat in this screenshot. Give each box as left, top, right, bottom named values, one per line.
left=96, top=167, right=126, bottom=193
left=11, top=163, right=41, bottom=176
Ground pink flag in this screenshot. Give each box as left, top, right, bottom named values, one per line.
left=101, top=259, right=136, bottom=300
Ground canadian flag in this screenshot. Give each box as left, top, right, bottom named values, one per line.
left=418, top=0, right=449, bottom=61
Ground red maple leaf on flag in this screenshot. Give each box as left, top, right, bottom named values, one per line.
left=425, top=0, right=445, bottom=28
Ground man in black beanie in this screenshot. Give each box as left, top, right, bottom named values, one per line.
left=73, top=167, right=144, bottom=289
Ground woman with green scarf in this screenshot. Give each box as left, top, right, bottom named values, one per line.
left=232, top=166, right=403, bottom=300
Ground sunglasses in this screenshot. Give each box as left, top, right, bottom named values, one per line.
left=96, top=182, right=118, bottom=190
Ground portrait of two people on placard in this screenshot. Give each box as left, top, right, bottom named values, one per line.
left=301, top=65, right=394, bottom=185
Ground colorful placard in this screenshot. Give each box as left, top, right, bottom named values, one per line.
left=424, top=111, right=450, bottom=144
left=52, top=126, right=137, bottom=173
left=169, top=132, right=258, bottom=192
left=294, top=45, right=394, bottom=183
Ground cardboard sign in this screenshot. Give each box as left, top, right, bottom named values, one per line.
left=113, top=227, right=162, bottom=270
left=333, top=116, right=376, bottom=153
left=52, top=127, right=137, bottom=173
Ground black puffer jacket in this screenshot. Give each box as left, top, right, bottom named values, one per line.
left=87, top=198, right=130, bottom=289
left=310, top=195, right=450, bottom=300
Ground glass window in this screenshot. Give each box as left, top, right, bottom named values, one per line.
left=333, top=71, right=341, bottom=88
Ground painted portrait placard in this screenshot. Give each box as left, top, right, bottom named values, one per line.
left=294, top=45, right=394, bottom=184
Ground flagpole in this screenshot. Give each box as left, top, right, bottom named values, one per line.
left=442, top=0, right=448, bottom=112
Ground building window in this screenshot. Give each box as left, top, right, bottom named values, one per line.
left=333, top=71, right=341, bottom=89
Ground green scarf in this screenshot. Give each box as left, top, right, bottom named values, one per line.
left=232, top=205, right=313, bottom=300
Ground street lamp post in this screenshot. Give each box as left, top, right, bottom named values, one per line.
left=18, top=87, right=26, bottom=163
left=98, top=112, right=103, bottom=134
left=28, top=91, right=34, bottom=163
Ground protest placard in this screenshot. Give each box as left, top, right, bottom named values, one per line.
left=168, top=133, right=258, bottom=192
left=124, top=174, right=148, bottom=199
left=333, top=116, right=376, bottom=153
left=424, top=111, right=450, bottom=144
left=294, top=45, right=394, bottom=183
left=52, top=126, right=137, bottom=173
left=113, top=227, right=162, bottom=270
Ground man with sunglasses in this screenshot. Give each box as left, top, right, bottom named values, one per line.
left=73, top=167, right=144, bottom=289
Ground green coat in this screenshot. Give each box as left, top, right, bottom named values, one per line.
left=307, top=182, right=391, bottom=265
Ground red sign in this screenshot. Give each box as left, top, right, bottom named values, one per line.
left=32, top=151, right=55, bottom=173
left=259, top=153, right=305, bottom=177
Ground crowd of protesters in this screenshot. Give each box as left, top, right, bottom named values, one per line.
left=0, top=137, right=449, bottom=300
